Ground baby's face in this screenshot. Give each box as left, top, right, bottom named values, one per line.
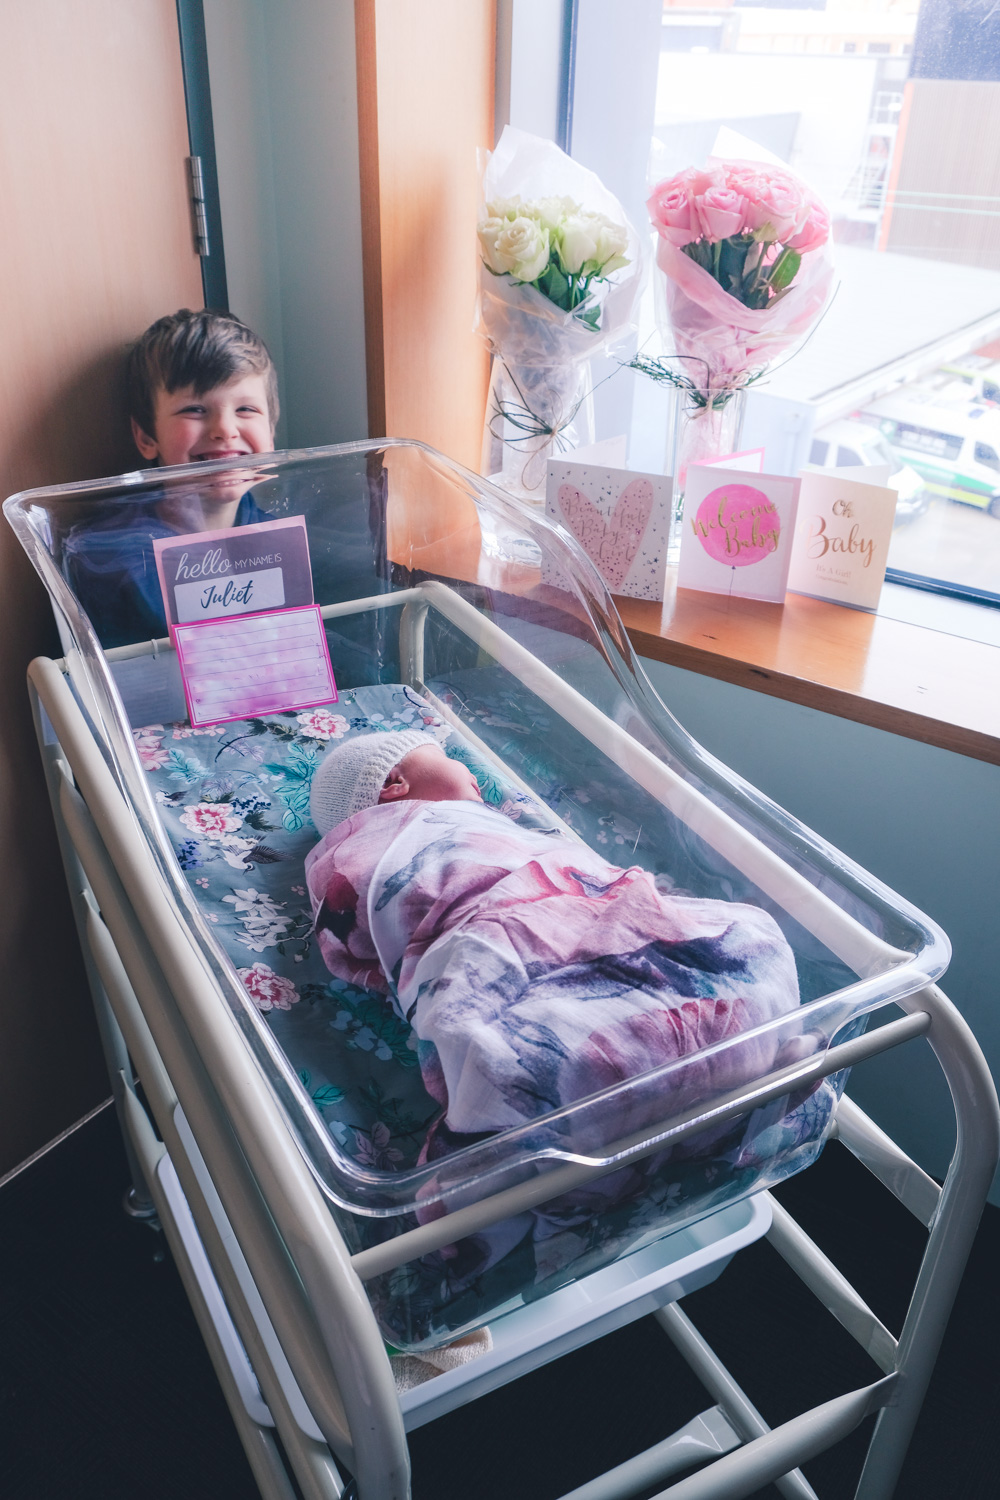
left=378, top=744, right=483, bottom=805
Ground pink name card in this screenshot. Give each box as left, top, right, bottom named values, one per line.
left=173, top=605, right=337, bottom=727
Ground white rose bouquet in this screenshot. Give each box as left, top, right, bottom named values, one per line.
left=477, top=128, right=643, bottom=500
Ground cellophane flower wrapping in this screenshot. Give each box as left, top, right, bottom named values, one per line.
left=477, top=127, right=644, bottom=496
left=649, top=159, right=835, bottom=403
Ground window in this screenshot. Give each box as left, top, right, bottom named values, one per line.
left=975, top=442, right=1000, bottom=471
left=569, top=0, right=1000, bottom=607
left=890, top=424, right=964, bottom=462
left=836, top=445, right=864, bottom=466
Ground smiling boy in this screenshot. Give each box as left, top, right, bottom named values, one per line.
left=128, top=308, right=278, bottom=523
left=64, top=309, right=280, bottom=646
left=129, top=309, right=275, bottom=454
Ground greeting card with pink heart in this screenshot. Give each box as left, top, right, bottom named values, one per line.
left=678, top=464, right=801, bottom=603
left=544, top=461, right=673, bottom=601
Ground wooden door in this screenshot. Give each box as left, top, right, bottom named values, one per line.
left=0, top=0, right=204, bottom=1177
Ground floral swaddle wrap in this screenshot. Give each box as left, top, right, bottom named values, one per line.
left=306, top=799, right=804, bottom=1156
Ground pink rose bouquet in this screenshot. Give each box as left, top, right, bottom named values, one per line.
left=634, top=160, right=833, bottom=458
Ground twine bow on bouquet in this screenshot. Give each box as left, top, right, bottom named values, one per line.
left=477, top=127, right=644, bottom=501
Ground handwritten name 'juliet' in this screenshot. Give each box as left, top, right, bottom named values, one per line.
left=200, top=577, right=255, bottom=611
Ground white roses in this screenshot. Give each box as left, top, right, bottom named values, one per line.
left=479, top=212, right=550, bottom=283
left=477, top=194, right=630, bottom=296
left=558, top=211, right=629, bottom=277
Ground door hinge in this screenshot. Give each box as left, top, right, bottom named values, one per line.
left=186, top=155, right=210, bottom=257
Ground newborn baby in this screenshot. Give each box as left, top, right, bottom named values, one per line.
left=305, top=730, right=803, bottom=1162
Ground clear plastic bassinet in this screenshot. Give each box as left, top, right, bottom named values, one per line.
left=5, top=439, right=950, bottom=1350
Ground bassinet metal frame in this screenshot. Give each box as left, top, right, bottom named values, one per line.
left=27, top=576, right=999, bottom=1500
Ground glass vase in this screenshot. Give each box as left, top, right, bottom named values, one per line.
left=667, top=387, right=747, bottom=563
left=481, top=357, right=594, bottom=512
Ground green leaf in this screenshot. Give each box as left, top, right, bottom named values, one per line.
left=767, top=247, right=801, bottom=293
left=718, top=237, right=748, bottom=290
left=683, top=239, right=712, bottom=273
left=312, top=1084, right=345, bottom=1107
left=536, top=261, right=571, bottom=311
left=167, top=749, right=205, bottom=784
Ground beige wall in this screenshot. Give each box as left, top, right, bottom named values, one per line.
left=0, top=0, right=203, bottom=1177
left=356, top=0, right=495, bottom=470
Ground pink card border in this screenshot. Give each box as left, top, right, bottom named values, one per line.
left=171, top=603, right=338, bottom=728
left=153, top=514, right=310, bottom=627
left=701, top=446, right=766, bottom=472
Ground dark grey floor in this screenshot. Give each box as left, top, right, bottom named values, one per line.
left=0, top=1103, right=996, bottom=1500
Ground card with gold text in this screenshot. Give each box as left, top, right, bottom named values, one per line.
left=678, top=466, right=800, bottom=603
left=787, top=471, right=897, bottom=612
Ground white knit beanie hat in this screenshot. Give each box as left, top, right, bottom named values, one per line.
left=309, top=729, right=438, bottom=836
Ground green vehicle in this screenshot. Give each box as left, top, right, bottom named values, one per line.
left=859, top=392, right=1000, bottom=518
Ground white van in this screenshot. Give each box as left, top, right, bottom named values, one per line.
left=916, top=356, right=1000, bottom=408
left=807, top=417, right=928, bottom=523
left=857, top=392, right=1000, bottom=519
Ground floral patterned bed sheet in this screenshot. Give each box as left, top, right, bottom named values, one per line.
left=133, top=676, right=843, bottom=1345
left=132, top=684, right=559, bottom=1172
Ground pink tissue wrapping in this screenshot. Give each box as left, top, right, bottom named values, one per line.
left=656, top=236, right=835, bottom=395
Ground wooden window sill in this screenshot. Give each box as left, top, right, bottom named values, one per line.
left=616, top=572, right=1000, bottom=766
left=394, top=497, right=999, bottom=767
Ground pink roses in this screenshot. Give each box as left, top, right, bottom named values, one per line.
left=647, top=168, right=709, bottom=248
left=786, top=195, right=830, bottom=255
left=633, top=155, right=834, bottom=406
left=648, top=160, right=829, bottom=260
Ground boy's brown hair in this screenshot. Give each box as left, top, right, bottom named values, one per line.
left=127, top=308, right=279, bottom=439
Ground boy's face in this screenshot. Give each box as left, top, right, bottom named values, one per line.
left=131, top=373, right=274, bottom=470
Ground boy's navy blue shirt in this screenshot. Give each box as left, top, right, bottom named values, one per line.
left=62, top=490, right=274, bottom=649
